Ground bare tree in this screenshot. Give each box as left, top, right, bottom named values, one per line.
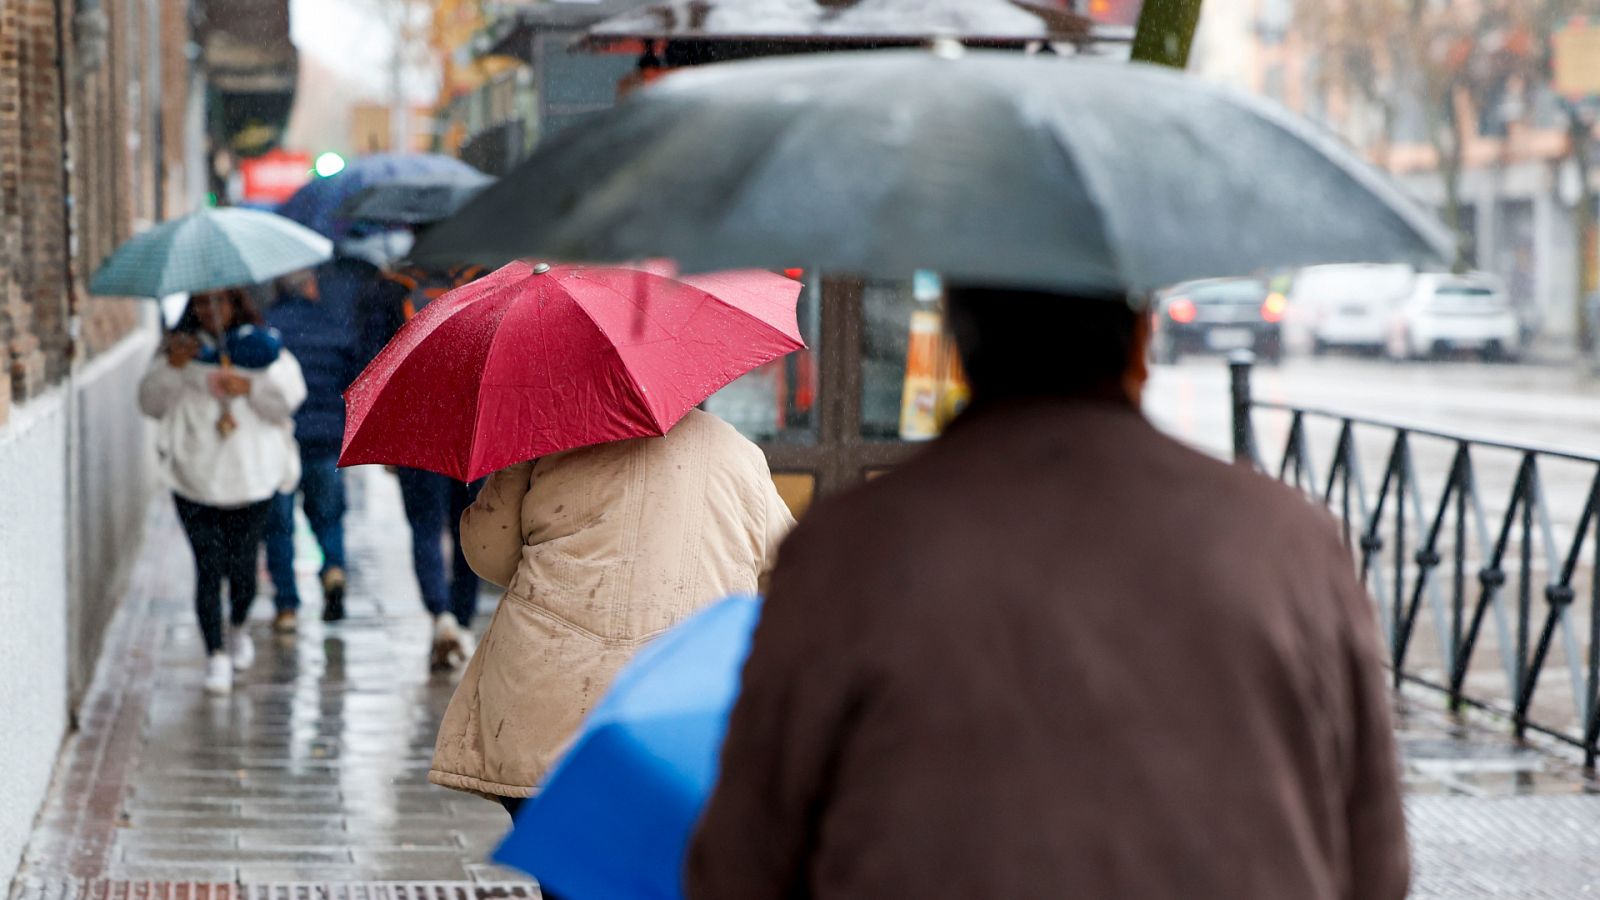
left=353, top=0, right=444, bottom=152
left=1297, top=0, right=1577, bottom=267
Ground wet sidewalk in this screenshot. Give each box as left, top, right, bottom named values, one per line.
left=11, top=468, right=535, bottom=898
left=12, top=468, right=1600, bottom=899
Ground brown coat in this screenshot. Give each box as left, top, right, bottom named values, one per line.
left=689, top=398, right=1408, bottom=900
left=430, top=410, right=795, bottom=799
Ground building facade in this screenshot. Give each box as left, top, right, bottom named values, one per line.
left=1194, top=0, right=1600, bottom=345
left=0, top=0, right=205, bottom=884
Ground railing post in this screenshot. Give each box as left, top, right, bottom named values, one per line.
left=1229, top=350, right=1257, bottom=467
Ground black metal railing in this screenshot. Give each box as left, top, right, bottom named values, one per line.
left=1229, top=353, right=1600, bottom=765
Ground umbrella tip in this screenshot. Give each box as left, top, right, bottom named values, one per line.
left=532, top=262, right=552, bottom=274
left=928, top=36, right=966, bottom=61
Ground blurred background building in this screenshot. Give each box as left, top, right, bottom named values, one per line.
left=0, top=0, right=307, bottom=880
left=1194, top=0, right=1600, bottom=349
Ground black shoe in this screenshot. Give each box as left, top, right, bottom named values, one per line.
left=321, top=567, right=347, bottom=622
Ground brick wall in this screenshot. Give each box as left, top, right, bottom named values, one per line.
left=0, top=0, right=194, bottom=426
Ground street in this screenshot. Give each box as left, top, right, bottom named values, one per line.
left=1147, top=353, right=1600, bottom=463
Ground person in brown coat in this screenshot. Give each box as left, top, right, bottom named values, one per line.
left=688, top=286, right=1409, bottom=900
left=430, top=409, right=795, bottom=814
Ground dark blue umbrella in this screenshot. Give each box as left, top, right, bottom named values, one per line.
left=277, top=153, right=482, bottom=240
left=335, top=172, right=495, bottom=227
left=494, top=595, right=761, bottom=900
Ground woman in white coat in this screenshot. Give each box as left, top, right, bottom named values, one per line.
left=138, top=289, right=307, bottom=694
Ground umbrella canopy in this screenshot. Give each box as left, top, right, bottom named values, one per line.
left=413, top=50, right=1455, bottom=294
left=339, top=261, right=804, bottom=481
left=89, top=207, right=332, bottom=299
left=277, top=153, right=482, bottom=239
left=495, top=595, right=761, bottom=900
left=335, top=172, right=495, bottom=226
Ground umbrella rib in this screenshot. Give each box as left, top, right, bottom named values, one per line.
left=583, top=274, right=804, bottom=431
left=214, top=217, right=273, bottom=293
left=464, top=296, right=522, bottom=476
left=1212, top=88, right=1455, bottom=260
left=1030, top=92, right=1134, bottom=297
left=568, top=274, right=684, bottom=435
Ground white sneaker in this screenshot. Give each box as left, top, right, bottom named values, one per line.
left=204, top=653, right=233, bottom=694
left=431, top=615, right=473, bottom=670
left=229, top=627, right=255, bottom=671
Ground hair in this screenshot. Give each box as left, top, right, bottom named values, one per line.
left=174, top=288, right=263, bottom=335
left=946, top=285, right=1142, bottom=402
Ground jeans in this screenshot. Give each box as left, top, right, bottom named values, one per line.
left=174, top=495, right=272, bottom=654
left=396, top=468, right=483, bottom=627
left=265, top=451, right=347, bottom=612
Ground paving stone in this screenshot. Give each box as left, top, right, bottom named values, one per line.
left=121, top=798, right=241, bottom=814
left=235, top=830, right=462, bottom=851
left=124, top=813, right=349, bottom=831
left=103, top=863, right=241, bottom=882
left=112, top=830, right=240, bottom=852
left=466, top=863, right=531, bottom=885
left=123, top=847, right=356, bottom=866
left=345, top=852, right=477, bottom=881
left=233, top=865, right=371, bottom=883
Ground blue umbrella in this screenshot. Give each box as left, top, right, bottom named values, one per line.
left=277, top=153, right=483, bottom=240
left=89, top=207, right=332, bottom=299
left=495, top=595, right=761, bottom=900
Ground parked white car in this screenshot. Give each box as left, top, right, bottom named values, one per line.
left=1288, top=263, right=1416, bottom=355
left=1385, top=273, right=1520, bottom=361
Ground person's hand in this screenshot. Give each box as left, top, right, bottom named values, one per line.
left=215, top=371, right=253, bottom=397
left=164, top=333, right=200, bottom=368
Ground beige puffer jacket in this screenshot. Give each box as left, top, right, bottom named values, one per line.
left=429, top=409, right=794, bottom=799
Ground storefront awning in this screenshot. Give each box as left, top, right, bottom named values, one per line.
left=488, top=0, right=660, bottom=62
left=582, top=0, right=1093, bottom=48
left=197, top=0, right=298, bottom=156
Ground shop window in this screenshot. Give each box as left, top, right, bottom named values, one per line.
left=704, top=275, right=821, bottom=445
left=771, top=472, right=817, bottom=519
left=860, top=272, right=969, bottom=441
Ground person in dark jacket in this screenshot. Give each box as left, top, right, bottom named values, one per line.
left=688, top=287, right=1409, bottom=900
left=357, top=257, right=490, bottom=669
left=263, top=261, right=374, bottom=629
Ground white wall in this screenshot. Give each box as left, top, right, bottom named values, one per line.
left=0, top=328, right=157, bottom=885
left=0, top=388, right=70, bottom=885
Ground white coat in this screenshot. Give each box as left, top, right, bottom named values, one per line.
left=137, top=351, right=307, bottom=508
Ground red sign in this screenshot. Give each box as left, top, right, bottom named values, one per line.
left=240, top=150, right=313, bottom=203
left=1085, top=0, right=1141, bottom=27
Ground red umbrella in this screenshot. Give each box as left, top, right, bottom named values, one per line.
left=339, top=260, right=805, bottom=481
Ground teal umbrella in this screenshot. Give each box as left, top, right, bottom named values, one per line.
left=89, top=207, right=333, bottom=299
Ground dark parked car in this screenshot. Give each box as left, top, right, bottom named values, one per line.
left=1152, top=277, right=1285, bottom=364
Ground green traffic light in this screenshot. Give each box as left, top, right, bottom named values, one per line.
left=314, top=152, right=348, bottom=178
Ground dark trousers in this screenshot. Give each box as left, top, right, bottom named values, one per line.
left=395, top=468, right=483, bottom=627
left=265, top=451, right=348, bottom=611
left=174, top=495, right=272, bottom=654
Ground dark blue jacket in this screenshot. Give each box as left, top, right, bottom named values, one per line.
left=266, top=259, right=376, bottom=454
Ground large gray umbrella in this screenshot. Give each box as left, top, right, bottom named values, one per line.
left=413, top=50, right=1453, bottom=293
left=90, top=207, right=332, bottom=298
left=336, top=172, right=495, bottom=227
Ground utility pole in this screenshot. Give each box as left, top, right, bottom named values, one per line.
left=1573, top=103, right=1597, bottom=354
